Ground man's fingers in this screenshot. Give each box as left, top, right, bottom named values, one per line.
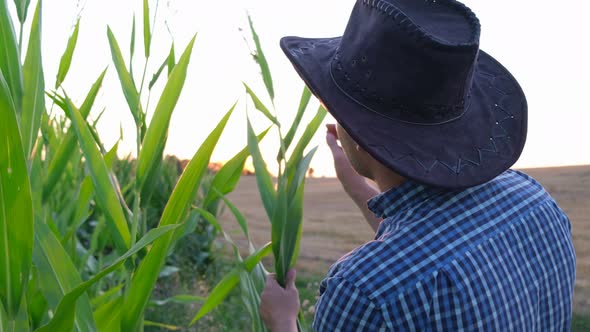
left=326, top=132, right=342, bottom=154
left=326, top=131, right=338, bottom=147
left=326, top=124, right=343, bottom=154
left=265, top=273, right=278, bottom=286
left=326, top=124, right=338, bottom=139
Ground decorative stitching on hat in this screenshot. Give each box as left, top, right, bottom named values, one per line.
left=367, top=68, right=517, bottom=176
left=360, top=0, right=481, bottom=48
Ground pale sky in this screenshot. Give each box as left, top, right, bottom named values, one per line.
left=29, top=0, right=590, bottom=177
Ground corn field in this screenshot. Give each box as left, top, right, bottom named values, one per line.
left=0, top=0, right=324, bottom=331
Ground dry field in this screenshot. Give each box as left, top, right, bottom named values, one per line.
left=222, top=165, right=590, bottom=313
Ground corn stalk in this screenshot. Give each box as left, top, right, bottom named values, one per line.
left=0, top=1, right=246, bottom=331
left=191, top=14, right=326, bottom=332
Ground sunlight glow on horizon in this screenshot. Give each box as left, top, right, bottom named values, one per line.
left=33, top=0, right=590, bottom=177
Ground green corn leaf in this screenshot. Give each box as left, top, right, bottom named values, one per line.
left=0, top=300, right=28, bottom=331
left=36, top=225, right=179, bottom=332
left=33, top=219, right=97, bottom=331
left=191, top=207, right=241, bottom=257
left=272, top=175, right=289, bottom=286
left=215, top=193, right=267, bottom=305
left=149, top=294, right=205, bottom=307
left=27, top=268, right=47, bottom=330
left=0, top=0, right=23, bottom=113
left=122, top=107, right=233, bottom=332
left=61, top=176, right=93, bottom=244
left=190, top=242, right=273, bottom=325
left=169, top=208, right=197, bottom=246
left=88, top=119, right=106, bottom=153
left=286, top=105, right=327, bottom=173
left=148, top=54, right=167, bottom=90
left=148, top=43, right=174, bottom=90
left=94, top=297, right=122, bottom=332
left=187, top=208, right=245, bottom=277
left=143, top=0, right=151, bottom=58
left=202, top=126, right=271, bottom=210
left=238, top=270, right=266, bottom=332
left=215, top=192, right=252, bottom=247
left=252, top=242, right=271, bottom=287
left=247, top=117, right=276, bottom=221
left=136, top=35, right=196, bottom=203
left=244, top=83, right=278, bottom=125
left=89, top=108, right=109, bottom=153
left=281, top=148, right=319, bottom=277
left=42, top=68, right=105, bottom=201
left=247, top=14, right=274, bottom=101
left=90, top=284, right=123, bottom=309
left=93, top=107, right=106, bottom=127
left=21, top=1, right=45, bottom=158
left=55, top=19, right=79, bottom=88
left=0, top=68, right=33, bottom=319
left=191, top=207, right=222, bottom=234
left=280, top=152, right=322, bottom=280
left=29, top=136, right=43, bottom=215
left=107, top=26, right=142, bottom=126
left=288, top=146, right=317, bottom=201
left=285, top=175, right=305, bottom=270
left=104, top=143, right=119, bottom=170
left=278, top=86, right=312, bottom=160
left=167, top=43, right=175, bottom=75
left=103, top=142, right=134, bottom=228
left=12, top=296, right=29, bottom=331
left=13, top=0, right=31, bottom=23
left=58, top=94, right=130, bottom=251
left=219, top=192, right=267, bottom=330
left=130, top=15, right=136, bottom=75
left=0, top=300, right=6, bottom=329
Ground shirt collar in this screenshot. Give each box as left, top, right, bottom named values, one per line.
left=367, top=179, right=443, bottom=219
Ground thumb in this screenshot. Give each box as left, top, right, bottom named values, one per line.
left=285, top=269, right=297, bottom=290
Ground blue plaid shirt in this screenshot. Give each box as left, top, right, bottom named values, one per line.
left=313, top=170, right=576, bottom=331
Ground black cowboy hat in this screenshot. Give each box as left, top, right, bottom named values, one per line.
left=280, top=0, right=527, bottom=189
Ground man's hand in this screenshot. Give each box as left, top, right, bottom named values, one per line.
left=326, top=124, right=363, bottom=186
left=260, top=269, right=299, bottom=332
left=326, top=124, right=382, bottom=232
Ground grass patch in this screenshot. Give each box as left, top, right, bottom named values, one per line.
left=145, top=238, right=248, bottom=331
left=573, top=313, right=590, bottom=332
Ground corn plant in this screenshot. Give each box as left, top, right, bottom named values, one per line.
left=0, top=0, right=272, bottom=331
left=190, top=15, right=327, bottom=331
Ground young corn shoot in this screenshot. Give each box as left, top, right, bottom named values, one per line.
left=192, top=14, right=326, bottom=332
left=0, top=1, right=240, bottom=330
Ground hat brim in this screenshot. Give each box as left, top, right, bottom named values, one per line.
left=280, top=36, right=527, bottom=189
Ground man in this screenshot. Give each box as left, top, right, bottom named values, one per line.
left=260, top=0, right=576, bottom=330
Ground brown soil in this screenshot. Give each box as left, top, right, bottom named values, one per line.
left=222, top=165, right=590, bottom=313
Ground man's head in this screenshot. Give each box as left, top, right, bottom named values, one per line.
left=281, top=0, right=527, bottom=189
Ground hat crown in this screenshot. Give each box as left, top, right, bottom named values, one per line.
left=331, top=0, right=481, bottom=124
